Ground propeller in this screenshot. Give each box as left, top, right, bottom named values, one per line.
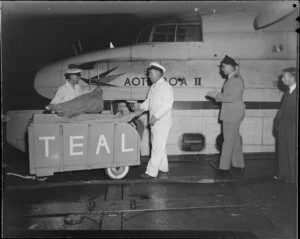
left=80, top=77, right=118, bottom=87
left=80, top=70, right=125, bottom=87
left=90, top=73, right=125, bottom=83
left=97, top=66, right=119, bottom=78
left=69, top=61, right=125, bottom=87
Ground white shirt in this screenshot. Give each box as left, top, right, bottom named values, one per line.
left=289, top=83, right=296, bottom=94
left=139, top=77, right=174, bottom=126
left=50, top=81, right=89, bottom=104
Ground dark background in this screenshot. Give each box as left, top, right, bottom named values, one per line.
left=2, top=11, right=143, bottom=112
left=1, top=9, right=145, bottom=171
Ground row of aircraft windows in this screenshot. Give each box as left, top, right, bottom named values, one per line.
left=137, top=24, right=203, bottom=43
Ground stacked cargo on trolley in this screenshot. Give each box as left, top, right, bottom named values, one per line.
left=28, top=113, right=140, bottom=179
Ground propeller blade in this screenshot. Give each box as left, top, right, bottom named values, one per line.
left=91, top=82, right=118, bottom=87
left=91, top=73, right=125, bottom=83
left=79, top=77, right=90, bottom=84
left=80, top=77, right=100, bottom=85
left=98, top=66, right=119, bottom=78
left=80, top=77, right=117, bottom=87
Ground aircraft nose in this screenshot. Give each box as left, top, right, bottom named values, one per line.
left=34, top=62, right=63, bottom=99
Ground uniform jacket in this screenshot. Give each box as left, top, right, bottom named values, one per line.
left=275, top=87, right=297, bottom=131
left=50, top=81, right=89, bottom=105
left=140, top=77, right=174, bottom=127
left=215, top=72, right=245, bottom=122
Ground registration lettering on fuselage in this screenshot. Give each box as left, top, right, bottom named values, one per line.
left=124, top=77, right=202, bottom=86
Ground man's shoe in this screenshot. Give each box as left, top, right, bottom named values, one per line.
left=158, top=172, right=169, bottom=179
left=215, top=169, right=230, bottom=180
left=140, top=173, right=155, bottom=179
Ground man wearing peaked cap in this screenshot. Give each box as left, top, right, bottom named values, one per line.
left=65, top=68, right=82, bottom=75
left=146, top=62, right=166, bottom=74
left=207, top=55, right=246, bottom=180
left=220, top=55, right=239, bottom=67
left=46, top=68, right=90, bottom=109
left=136, top=62, right=174, bottom=179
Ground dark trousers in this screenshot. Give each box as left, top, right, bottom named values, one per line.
left=277, top=124, right=296, bottom=183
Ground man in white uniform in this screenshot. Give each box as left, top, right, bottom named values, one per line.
left=136, top=62, right=174, bottom=178
left=45, top=68, right=89, bottom=108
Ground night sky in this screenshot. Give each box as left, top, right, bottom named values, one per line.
left=2, top=10, right=143, bottom=112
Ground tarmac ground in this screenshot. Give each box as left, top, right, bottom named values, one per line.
left=2, top=147, right=297, bottom=238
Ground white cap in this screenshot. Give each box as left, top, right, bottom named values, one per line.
left=147, top=62, right=166, bottom=73
left=65, top=69, right=82, bottom=74
left=118, top=102, right=128, bottom=109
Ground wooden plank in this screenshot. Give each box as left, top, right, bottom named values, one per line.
left=26, top=196, right=279, bottom=216
left=105, top=185, right=123, bottom=200
left=6, top=175, right=273, bottom=191
left=101, top=185, right=123, bottom=230
left=100, top=213, right=122, bottom=230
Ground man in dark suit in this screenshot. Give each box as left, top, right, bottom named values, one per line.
left=274, top=67, right=297, bottom=184
left=207, top=55, right=246, bottom=179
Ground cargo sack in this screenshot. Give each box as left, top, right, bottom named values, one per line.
left=48, top=87, right=104, bottom=117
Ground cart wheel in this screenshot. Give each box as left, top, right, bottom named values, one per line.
left=105, top=166, right=130, bottom=179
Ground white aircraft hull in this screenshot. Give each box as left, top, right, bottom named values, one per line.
left=6, top=9, right=297, bottom=156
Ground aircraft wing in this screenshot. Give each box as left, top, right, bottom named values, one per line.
left=254, top=2, right=298, bottom=30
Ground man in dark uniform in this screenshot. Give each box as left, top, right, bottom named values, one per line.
left=274, top=67, right=297, bottom=184
left=207, top=55, right=246, bottom=179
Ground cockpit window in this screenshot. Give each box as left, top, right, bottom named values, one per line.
left=137, top=26, right=152, bottom=43
left=152, top=25, right=176, bottom=42
left=136, top=22, right=203, bottom=44
left=176, top=24, right=202, bottom=42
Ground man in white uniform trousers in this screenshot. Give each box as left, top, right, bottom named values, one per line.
left=46, top=68, right=89, bottom=108
left=136, top=62, right=174, bottom=179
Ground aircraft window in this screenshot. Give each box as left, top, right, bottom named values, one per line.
left=152, top=25, right=176, bottom=42
left=176, top=25, right=202, bottom=42
left=137, top=26, right=152, bottom=43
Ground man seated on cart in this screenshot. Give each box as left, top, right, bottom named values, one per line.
left=46, top=68, right=90, bottom=108
left=44, top=68, right=105, bottom=118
